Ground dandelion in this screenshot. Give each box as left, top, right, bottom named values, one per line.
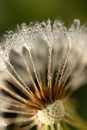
left=0, top=19, right=87, bottom=130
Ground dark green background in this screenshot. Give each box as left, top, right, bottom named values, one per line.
left=0, top=0, right=87, bottom=130
left=0, top=0, right=87, bottom=35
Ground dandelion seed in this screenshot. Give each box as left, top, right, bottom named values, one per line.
left=0, top=19, right=87, bottom=130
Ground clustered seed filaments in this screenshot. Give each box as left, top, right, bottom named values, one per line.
left=37, top=100, right=65, bottom=125
left=0, top=19, right=87, bottom=130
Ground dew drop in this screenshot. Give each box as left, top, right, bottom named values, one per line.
left=53, top=21, right=62, bottom=30
left=73, top=19, right=80, bottom=29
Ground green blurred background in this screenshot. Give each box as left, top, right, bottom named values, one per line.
left=0, top=0, right=87, bottom=129
left=0, top=0, right=87, bottom=35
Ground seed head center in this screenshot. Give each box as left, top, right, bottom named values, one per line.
left=37, top=100, right=65, bottom=125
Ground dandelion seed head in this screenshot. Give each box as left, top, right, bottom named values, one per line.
left=0, top=19, right=87, bottom=130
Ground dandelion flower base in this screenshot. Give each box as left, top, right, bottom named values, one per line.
left=38, top=100, right=65, bottom=125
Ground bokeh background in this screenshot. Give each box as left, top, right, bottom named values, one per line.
left=0, top=0, right=87, bottom=130
left=0, top=0, right=87, bottom=35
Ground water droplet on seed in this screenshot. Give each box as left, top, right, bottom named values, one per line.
left=73, top=19, right=80, bottom=29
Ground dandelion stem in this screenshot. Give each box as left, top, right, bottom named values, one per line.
left=6, top=68, right=30, bottom=97
left=6, top=60, right=31, bottom=93
left=28, top=48, right=41, bottom=89
left=47, top=46, right=52, bottom=101
left=20, top=53, right=42, bottom=99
